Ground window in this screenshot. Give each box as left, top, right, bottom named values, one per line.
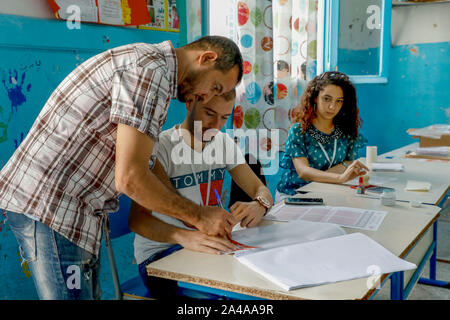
left=319, top=0, right=392, bottom=83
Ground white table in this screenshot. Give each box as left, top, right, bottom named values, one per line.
left=147, top=192, right=440, bottom=300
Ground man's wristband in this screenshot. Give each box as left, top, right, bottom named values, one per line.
left=254, top=196, right=272, bottom=215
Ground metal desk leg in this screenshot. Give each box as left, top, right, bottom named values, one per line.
left=390, top=272, right=404, bottom=300
left=418, top=221, right=449, bottom=288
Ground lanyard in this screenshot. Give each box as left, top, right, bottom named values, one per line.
left=317, top=139, right=337, bottom=169
left=190, top=162, right=212, bottom=207
left=178, top=125, right=212, bottom=206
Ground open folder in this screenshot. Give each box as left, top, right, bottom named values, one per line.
left=232, top=222, right=416, bottom=291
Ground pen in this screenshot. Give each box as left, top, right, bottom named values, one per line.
left=214, top=188, right=224, bottom=209
left=213, top=188, right=259, bottom=250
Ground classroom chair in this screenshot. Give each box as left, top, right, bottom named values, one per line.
left=104, top=194, right=152, bottom=300
left=105, top=195, right=227, bottom=300
left=229, top=153, right=267, bottom=207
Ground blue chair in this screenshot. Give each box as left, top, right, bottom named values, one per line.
left=104, top=195, right=224, bottom=300
left=104, top=194, right=152, bottom=300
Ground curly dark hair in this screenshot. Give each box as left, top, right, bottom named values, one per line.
left=294, top=71, right=362, bottom=139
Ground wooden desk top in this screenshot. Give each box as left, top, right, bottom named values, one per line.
left=147, top=193, right=441, bottom=300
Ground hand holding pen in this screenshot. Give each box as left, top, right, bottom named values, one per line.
left=214, top=189, right=259, bottom=250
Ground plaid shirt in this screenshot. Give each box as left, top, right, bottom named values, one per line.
left=0, top=41, right=178, bottom=255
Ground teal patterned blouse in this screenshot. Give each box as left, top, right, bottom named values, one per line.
left=276, top=123, right=367, bottom=195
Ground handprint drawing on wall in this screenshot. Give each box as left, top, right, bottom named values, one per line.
left=2, top=69, right=31, bottom=114
left=14, top=132, right=25, bottom=150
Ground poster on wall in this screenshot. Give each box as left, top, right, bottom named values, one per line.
left=139, top=0, right=179, bottom=32
left=47, top=0, right=151, bottom=26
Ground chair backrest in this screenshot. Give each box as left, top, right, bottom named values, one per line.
left=108, top=194, right=132, bottom=239
left=229, top=153, right=267, bottom=208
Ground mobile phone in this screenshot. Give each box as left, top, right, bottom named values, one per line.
left=284, top=197, right=324, bottom=205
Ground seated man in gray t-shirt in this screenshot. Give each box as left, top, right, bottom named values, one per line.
left=131, top=89, right=273, bottom=299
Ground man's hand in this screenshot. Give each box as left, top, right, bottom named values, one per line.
left=229, top=201, right=265, bottom=228
left=176, top=229, right=238, bottom=255
left=193, top=206, right=237, bottom=238
left=338, top=160, right=368, bottom=183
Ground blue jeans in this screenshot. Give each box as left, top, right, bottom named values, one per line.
left=7, top=211, right=101, bottom=300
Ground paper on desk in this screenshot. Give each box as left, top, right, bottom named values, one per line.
left=413, top=147, right=449, bottom=157
left=235, top=233, right=416, bottom=291
left=345, top=176, right=398, bottom=186
left=264, top=203, right=387, bottom=231
left=371, top=163, right=404, bottom=172
left=231, top=220, right=346, bottom=257
left=405, top=180, right=431, bottom=192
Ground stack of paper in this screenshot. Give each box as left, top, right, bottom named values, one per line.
left=235, top=232, right=416, bottom=291
left=231, top=220, right=346, bottom=256
left=405, top=180, right=431, bottom=192
left=414, top=147, right=449, bottom=157
left=371, top=162, right=404, bottom=172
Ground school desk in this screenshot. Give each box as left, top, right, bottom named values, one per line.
left=299, top=147, right=450, bottom=206
left=146, top=193, right=441, bottom=300
left=296, top=142, right=449, bottom=297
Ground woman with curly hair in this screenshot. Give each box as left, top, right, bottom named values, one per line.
left=276, top=71, right=368, bottom=202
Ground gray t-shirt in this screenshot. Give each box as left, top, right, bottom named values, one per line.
left=134, top=125, right=246, bottom=265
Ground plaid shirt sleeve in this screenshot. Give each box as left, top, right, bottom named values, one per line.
left=109, top=65, right=170, bottom=141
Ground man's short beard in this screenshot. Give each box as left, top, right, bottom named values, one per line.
left=177, top=85, right=188, bottom=102
left=177, top=68, right=210, bottom=102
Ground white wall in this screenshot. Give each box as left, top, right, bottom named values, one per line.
left=0, top=0, right=54, bottom=19
left=209, top=0, right=233, bottom=38
left=391, top=2, right=450, bottom=46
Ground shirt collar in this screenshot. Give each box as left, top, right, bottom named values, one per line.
left=172, top=124, right=218, bottom=147
left=308, top=125, right=343, bottom=145
left=159, top=41, right=178, bottom=99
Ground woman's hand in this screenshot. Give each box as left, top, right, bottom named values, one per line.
left=338, top=160, right=368, bottom=183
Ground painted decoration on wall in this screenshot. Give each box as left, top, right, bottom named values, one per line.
left=48, top=0, right=151, bottom=26
left=139, top=0, right=179, bottom=32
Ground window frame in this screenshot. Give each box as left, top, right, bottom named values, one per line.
left=319, top=0, right=392, bottom=84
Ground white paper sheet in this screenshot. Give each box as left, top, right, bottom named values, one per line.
left=371, top=163, right=404, bottom=172
left=236, top=233, right=416, bottom=291
left=264, top=204, right=387, bottom=231
left=231, top=220, right=346, bottom=257
left=414, top=147, right=449, bottom=157
left=56, top=0, right=98, bottom=22
left=405, top=180, right=431, bottom=192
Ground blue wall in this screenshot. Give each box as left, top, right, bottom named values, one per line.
left=356, top=41, right=449, bottom=154
left=0, top=13, right=185, bottom=300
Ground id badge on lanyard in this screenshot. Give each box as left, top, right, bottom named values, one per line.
left=317, top=139, right=337, bottom=169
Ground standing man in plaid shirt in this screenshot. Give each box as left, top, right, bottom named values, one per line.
left=0, top=35, right=243, bottom=300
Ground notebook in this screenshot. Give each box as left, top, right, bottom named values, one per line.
left=235, top=232, right=416, bottom=291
